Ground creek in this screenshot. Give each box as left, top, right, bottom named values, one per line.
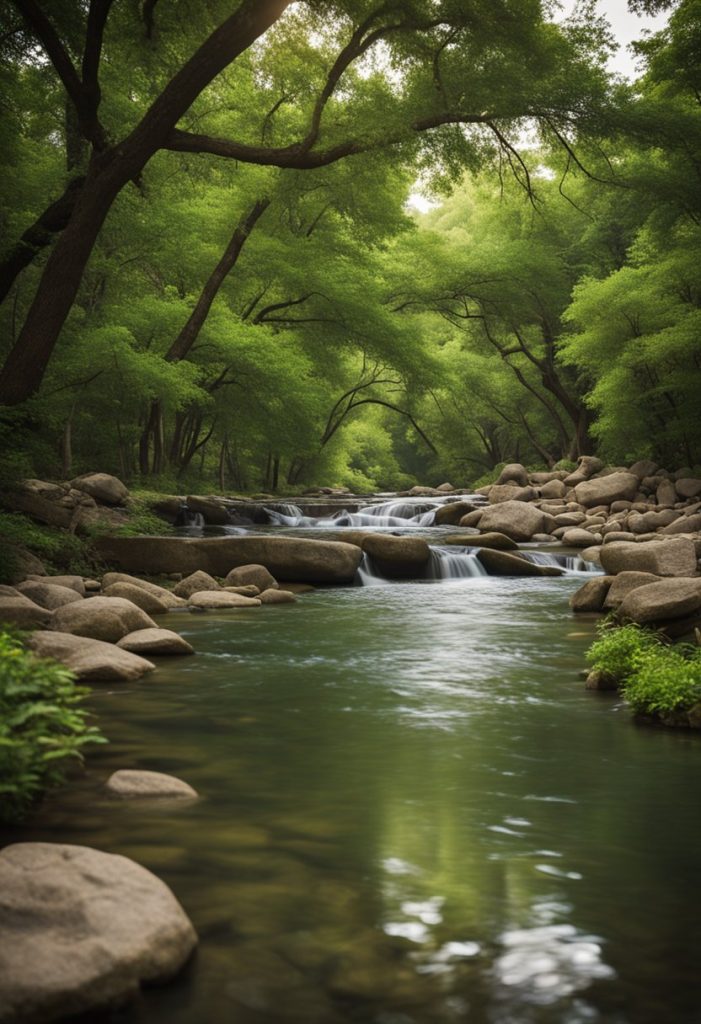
left=7, top=496, right=701, bottom=1024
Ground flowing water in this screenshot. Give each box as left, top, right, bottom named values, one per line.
left=8, top=575, right=701, bottom=1024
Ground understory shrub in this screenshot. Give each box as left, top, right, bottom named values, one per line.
left=587, top=622, right=701, bottom=718
left=0, top=631, right=106, bottom=822
left=0, top=511, right=94, bottom=582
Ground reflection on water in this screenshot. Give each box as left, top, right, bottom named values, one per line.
left=4, top=577, right=701, bottom=1023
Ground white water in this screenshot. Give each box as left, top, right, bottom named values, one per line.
left=428, top=546, right=489, bottom=580
left=265, top=494, right=482, bottom=529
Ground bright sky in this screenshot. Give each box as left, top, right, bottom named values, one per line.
left=558, top=0, right=670, bottom=78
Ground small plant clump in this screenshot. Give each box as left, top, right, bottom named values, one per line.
left=0, top=630, right=106, bottom=822
left=587, top=622, right=701, bottom=726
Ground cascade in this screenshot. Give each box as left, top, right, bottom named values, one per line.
left=173, top=502, right=205, bottom=529
left=427, top=546, right=489, bottom=580
left=520, top=551, right=600, bottom=574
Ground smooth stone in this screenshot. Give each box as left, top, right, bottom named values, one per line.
left=574, top=471, right=639, bottom=508
left=225, top=564, right=277, bottom=591
left=26, top=573, right=86, bottom=596
left=116, top=628, right=194, bottom=656
left=102, top=582, right=171, bottom=615
left=617, top=578, right=701, bottom=624
left=496, top=462, right=529, bottom=486
left=101, top=572, right=186, bottom=609
left=188, top=591, right=261, bottom=609
left=433, top=500, right=482, bottom=526
left=600, top=538, right=699, bottom=578
left=14, top=581, right=83, bottom=610
left=70, top=472, right=129, bottom=505
left=173, top=570, right=221, bottom=598
left=258, top=588, right=297, bottom=604
left=487, top=484, right=538, bottom=504
left=222, top=585, right=261, bottom=596
left=475, top=500, right=546, bottom=541
left=443, top=532, right=517, bottom=550
left=561, top=528, right=602, bottom=547
left=362, top=534, right=430, bottom=578
left=585, top=668, right=619, bottom=691
left=105, top=769, right=197, bottom=799
left=0, top=842, right=196, bottom=1022
left=476, top=549, right=563, bottom=576
left=0, top=595, right=51, bottom=628
left=570, top=576, right=614, bottom=612
left=51, top=596, right=157, bottom=643
left=603, top=571, right=662, bottom=609
left=675, top=478, right=701, bottom=499
left=660, top=512, right=701, bottom=535
left=28, top=631, right=155, bottom=681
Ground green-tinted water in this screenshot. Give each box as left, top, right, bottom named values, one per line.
left=8, top=577, right=701, bottom=1023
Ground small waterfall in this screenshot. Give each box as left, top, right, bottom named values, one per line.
left=174, top=502, right=205, bottom=528
left=427, top=546, right=488, bottom=580
left=521, top=552, right=600, bottom=574
left=355, top=552, right=391, bottom=586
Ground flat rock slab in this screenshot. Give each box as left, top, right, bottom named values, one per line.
left=188, top=591, right=261, bottom=609
left=443, top=532, right=517, bottom=550
left=28, top=631, right=155, bottom=681
left=0, top=842, right=196, bottom=1024
left=116, top=628, right=194, bottom=656
left=94, top=536, right=363, bottom=583
left=105, top=770, right=197, bottom=799
left=600, top=538, right=699, bottom=577
left=616, top=578, right=701, bottom=624
left=476, top=549, right=564, bottom=576
left=259, top=588, right=297, bottom=604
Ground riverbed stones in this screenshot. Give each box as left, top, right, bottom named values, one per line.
left=433, top=500, right=481, bottom=526
left=186, top=494, right=232, bottom=525
left=258, top=588, right=297, bottom=604
left=15, top=580, right=83, bottom=610
left=616, top=578, right=701, bottom=625
left=0, top=842, right=197, bottom=1023
left=27, top=573, right=86, bottom=595
left=561, top=528, right=602, bottom=547
left=51, top=596, right=157, bottom=643
left=540, top=479, right=567, bottom=499
left=487, top=484, right=538, bottom=504
left=105, top=770, right=198, bottom=799
left=117, top=628, right=194, bottom=656
left=188, top=590, right=261, bottom=609
left=496, top=462, right=529, bottom=486
left=94, top=536, right=363, bottom=584
left=173, top=570, right=221, bottom=598
left=225, top=564, right=277, bottom=591
left=476, top=549, right=564, bottom=576
left=675, top=478, right=701, bottom=499
left=563, top=456, right=604, bottom=486
left=570, top=576, right=613, bottom=612
left=28, top=631, right=155, bottom=681
left=660, top=512, right=701, bottom=535
left=603, top=571, right=661, bottom=609
left=475, top=500, right=546, bottom=541
left=574, top=472, right=639, bottom=508
left=101, top=572, right=186, bottom=609
left=102, top=581, right=171, bottom=615
left=599, top=538, right=699, bottom=577
left=71, top=472, right=129, bottom=506
left=361, top=534, right=430, bottom=579
left=443, top=532, right=518, bottom=550
left=0, top=595, right=51, bottom=628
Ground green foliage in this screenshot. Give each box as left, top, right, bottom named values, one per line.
left=0, top=512, right=94, bottom=582
left=0, top=631, right=106, bottom=822
left=586, top=621, right=701, bottom=719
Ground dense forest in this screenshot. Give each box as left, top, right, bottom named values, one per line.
left=1, top=0, right=699, bottom=493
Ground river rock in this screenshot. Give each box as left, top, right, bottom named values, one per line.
left=0, top=595, right=51, bottom=629
left=71, top=472, right=129, bottom=506
left=629, top=459, right=659, bottom=478
left=188, top=591, right=261, bottom=609
left=616, top=578, right=701, bottom=625
left=569, top=576, right=613, bottom=612
left=476, top=549, right=564, bottom=576
left=173, top=570, right=221, bottom=598
left=563, top=456, right=604, bottom=486
left=496, top=463, right=529, bottom=486
left=15, top=581, right=84, bottom=610
left=475, top=500, right=546, bottom=541
left=186, top=494, right=232, bottom=525
left=553, top=512, right=586, bottom=527
left=102, top=582, right=171, bottom=615
left=656, top=479, right=678, bottom=505
left=0, top=842, right=196, bottom=1023
left=93, top=536, right=363, bottom=584
left=105, top=770, right=197, bottom=799
left=540, top=479, right=567, bottom=499
left=51, top=596, right=157, bottom=643
left=117, top=628, right=194, bottom=656
left=28, top=631, right=155, bottom=681
left=561, top=528, right=602, bottom=547
left=603, top=571, right=661, bottom=609
left=26, top=573, right=86, bottom=596
left=433, top=501, right=481, bottom=526
left=101, top=573, right=186, bottom=609
left=600, top=538, right=699, bottom=577
left=487, top=484, right=538, bottom=504
left=225, top=564, right=277, bottom=591
left=675, top=478, right=701, bottom=499
left=660, top=513, right=701, bottom=535
left=444, top=532, right=518, bottom=550
left=574, top=472, right=638, bottom=508
left=258, top=588, right=297, bottom=604
left=459, top=510, right=484, bottom=528
left=584, top=668, right=619, bottom=691
left=628, top=509, right=678, bottom=534
left=361, top=535, right=430, bottom=579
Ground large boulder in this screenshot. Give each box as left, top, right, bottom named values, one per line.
left=51, top=596, right=156, bottom=643
left=487, top=484, right=538, bottom=504
left=660, top=513, right=701, bottom=536
left=629, top=459, right=659, bottom=479
left=599, top=538, right=699, bottom=578
left=188, top=591, right=261, bottom=609
left=173, top=570, right=221, bottom=598
left=0, top=842, right=196, bottom=1023
left=574, top=472, right=639, bottom=508
left=101, top=573, right=185, bottom=609
left=561, top=528, right=602, bottom=548
left=0, top=595, right=51, bottom=629
left=71, top=473, right=129, bottom=506
left=475, top=500, right=546, bottom=542
left=602, top=571, right=661, bottom=609
left=15, top=581, right=83, bottom=610
left=443, top=532, right=517, bottom=550
left=570, top=576, right=613, bottom=612
left=675, top=478, right=701, bottom=500
left=117, top=628, right=194, bottom=656
left=27, top=574, right=85, bottom=596
left=433, top=501, right=482, bottom=526
left=224, top=564, right=277, bottom=591
left=361, top=535, right=430, bottom=579
left=105, top=770, right=197, bottom=799
left=540, top=479, right=567, bottom=499
left=28, top=631, right=154, bottom=681
left=102, top=582, right=171, bottom=616
left=563, top=456, right=604, bottom=486
left=476, top=549, right=564, bottom=576
left=94, top=535, right=363, bottom=584
left=616, top=578, right=701, bottom=625
left=496, top=463, right=529, bottom=486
